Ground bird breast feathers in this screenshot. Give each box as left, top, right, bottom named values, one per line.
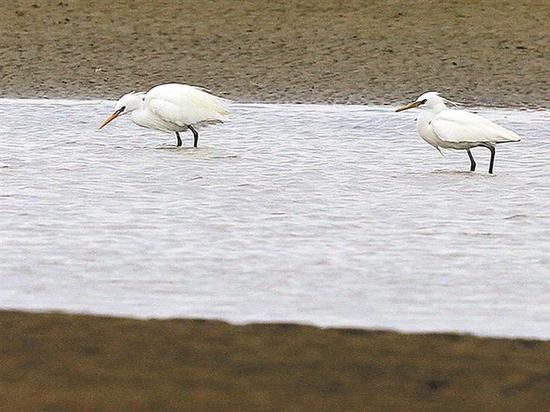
left=430, top=110, right=521, bottom=144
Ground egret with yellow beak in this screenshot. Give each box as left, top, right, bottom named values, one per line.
left=99, top=83, right=230, bottom=147
left=396, top=92, right=521, bottom=174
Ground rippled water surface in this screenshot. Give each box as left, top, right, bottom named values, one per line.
left=1, top=99, right=549, bottom=338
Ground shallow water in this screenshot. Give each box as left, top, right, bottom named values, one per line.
left=1, top=99, right=549, bottom=339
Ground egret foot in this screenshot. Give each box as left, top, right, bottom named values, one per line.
left=175, top=132, right=182, bottom=147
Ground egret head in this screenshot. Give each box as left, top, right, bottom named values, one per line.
left=395, top=92, right=449, bottom=113
left=99, top=91, right=145, bottom=129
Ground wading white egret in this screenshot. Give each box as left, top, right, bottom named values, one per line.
left=99, top=83, right=230, bottom=147
left=396, top=92, right=521, bottom=174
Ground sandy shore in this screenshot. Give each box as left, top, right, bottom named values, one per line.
left=1, top=311, right=549, bottom=410
left=1, top=1, right=548, bottom=106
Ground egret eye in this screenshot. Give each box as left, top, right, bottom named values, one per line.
left=120, top=106, right=126, bottom=111
left=420, top=99, right=427, bottom=104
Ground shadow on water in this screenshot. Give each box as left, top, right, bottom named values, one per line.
left=154, top=145, right=196, bottom=151
left=430, top=169, right=496, bottom=177
left=153, top=145, right=239, bottom=159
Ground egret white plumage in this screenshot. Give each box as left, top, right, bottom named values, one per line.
left=99, top=83, right=230, bottom=147
left=396, top=92, right=521, bottom=174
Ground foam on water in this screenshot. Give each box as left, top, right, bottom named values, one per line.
left=1, top=99, right=549, bottom=338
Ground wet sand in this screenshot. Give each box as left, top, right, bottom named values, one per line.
left=1, top=0, right=548, bottom=106
left=1, top=311, right=549, bottom=411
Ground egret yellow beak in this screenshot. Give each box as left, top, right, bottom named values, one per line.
left=99, top=109, right=122, bottom=129
left=395, top=101, right=421, bottom=112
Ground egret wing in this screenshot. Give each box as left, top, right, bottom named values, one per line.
left=431, top=110, right=520, bottom=144
left=146, top=84, right=230, bottom=127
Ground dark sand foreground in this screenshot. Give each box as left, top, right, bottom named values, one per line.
left=1, top=311, right=549, bottom=411
left=1, top=0, right=548, bottom=106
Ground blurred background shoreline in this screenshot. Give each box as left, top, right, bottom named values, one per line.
left=1, top=1, right=548, bottom=106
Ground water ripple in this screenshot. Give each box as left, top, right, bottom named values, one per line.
left=1, top=99, right=549, bottom=339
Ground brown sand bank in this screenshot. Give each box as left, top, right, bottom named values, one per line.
left=1, top=310, right=549, bottom=411
left=0, top=1, right=548, bottom=106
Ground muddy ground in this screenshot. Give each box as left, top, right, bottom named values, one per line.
left=1, top=311, right=549, bottom=411
left=0, top=1, right=548, bottom=106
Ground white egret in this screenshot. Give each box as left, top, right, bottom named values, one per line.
left=99, top=83, right=230, bottom=147
left=396, top=92, right=521, bottom=174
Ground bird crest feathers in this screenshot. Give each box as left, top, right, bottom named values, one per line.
left=434, top=92, right=462, bottom=108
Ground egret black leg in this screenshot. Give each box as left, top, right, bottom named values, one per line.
left=175, top=132, right=182, bottom=147
left=488, top=146, right=496, bottom=174
left=467, top=149, right=476, bottom=172
left=189, top=125, right=199, bottom=148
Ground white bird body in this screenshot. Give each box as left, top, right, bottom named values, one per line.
left=396, top=92, right=521, bottom=173
left=100, top=83, right=230, bottom=147
left=417, top=105, right=521, bottom=151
